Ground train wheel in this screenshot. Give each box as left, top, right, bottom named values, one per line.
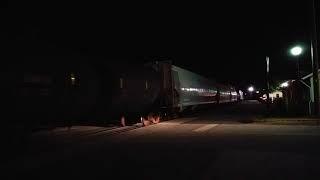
left=147, top=113, right=160, bottom=124
left=120, top=116, right=126, bottom=127
left=147, top=114, right=155, bottom=124
left=153, top=115, right=160, bottom=124
left=142, top=117, right=151, bottom=126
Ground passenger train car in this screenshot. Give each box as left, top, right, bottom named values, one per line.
left=170, top=65, right=239, bottom=110
left=112, top=60, right=242, bottom=123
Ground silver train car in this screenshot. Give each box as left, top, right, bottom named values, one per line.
left=113, top=61, right=242, bottom=123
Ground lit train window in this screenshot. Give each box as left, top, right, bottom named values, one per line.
left=70, top=73, right=76, bottom=85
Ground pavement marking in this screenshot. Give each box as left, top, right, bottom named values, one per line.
left=169, top=117, right=198, bottom=124
left=193, top=124, right=218, bottom=132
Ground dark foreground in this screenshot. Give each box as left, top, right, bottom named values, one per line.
left=4, top=101, right=320, bottom=179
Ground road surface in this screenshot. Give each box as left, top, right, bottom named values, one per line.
left=4, top=100, right=320, bottom=179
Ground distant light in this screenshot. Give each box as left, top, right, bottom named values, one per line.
left=290, top=46, right=303, bottom=56
left=280, top=82, right=289, bottom=88
left=262, top=94, right=267, bottom=100
left=70, top=73, right=76, bottom=85
left=256, top=91, right=259, bottom=93
left=248, top=86, right=254, bottom=92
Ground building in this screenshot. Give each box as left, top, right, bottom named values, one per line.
left=279, top=69, right=320, bottom=115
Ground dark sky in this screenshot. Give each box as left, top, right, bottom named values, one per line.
left=3, top=0, right=319, bottom=90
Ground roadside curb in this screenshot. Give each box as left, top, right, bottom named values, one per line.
left=256, top=118, right=320, bottom=122
left=253, top=118, right=320, bottom=125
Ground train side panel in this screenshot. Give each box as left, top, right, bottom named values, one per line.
left=171, top=65, right=218, bottom=109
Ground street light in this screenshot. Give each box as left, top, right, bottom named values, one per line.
left=248, top=86, right=254, bottom=92
left=290, top=46, right=303, bottom=56
left=280, top=81, right=289, bottom=88
left=290, top=45, right=303, bottom=79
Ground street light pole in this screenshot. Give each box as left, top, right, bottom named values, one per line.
left=266, top=56, right=270, bottom=113
left=311, top=0, right=319, bottom=116
left=296, top=56, right=300, bottom=79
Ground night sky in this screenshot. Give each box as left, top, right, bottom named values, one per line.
left=3, top=1, right=319, bottom=90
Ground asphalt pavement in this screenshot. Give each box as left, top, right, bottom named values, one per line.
left=4, top=100, right=320, bottom=180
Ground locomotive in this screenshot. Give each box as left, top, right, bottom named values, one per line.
left=3, top=58, right=241, bottom=129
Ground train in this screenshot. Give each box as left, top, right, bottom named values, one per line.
left=112, top=61, right=243, bottom=124
left=3, top=57, right=243, bottom=129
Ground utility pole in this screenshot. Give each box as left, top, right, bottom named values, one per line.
left=266, top=56, right=271, bottom=114
left=296, top=56, right=300, bottom=79
left=311, top=0, right=319, bottom=116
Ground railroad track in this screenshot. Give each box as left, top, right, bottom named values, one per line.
left=31, top=123, right=144, bottom=145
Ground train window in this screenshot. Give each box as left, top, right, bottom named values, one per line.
left=172, top=71, right=180, bottom=89
left=70, top=73, right=76, bottom=85
left=145, top=80, right=149, bottom=90
left=120, top=78, right=123, bottom=89
left=24, top=73, right=52, bottom=85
